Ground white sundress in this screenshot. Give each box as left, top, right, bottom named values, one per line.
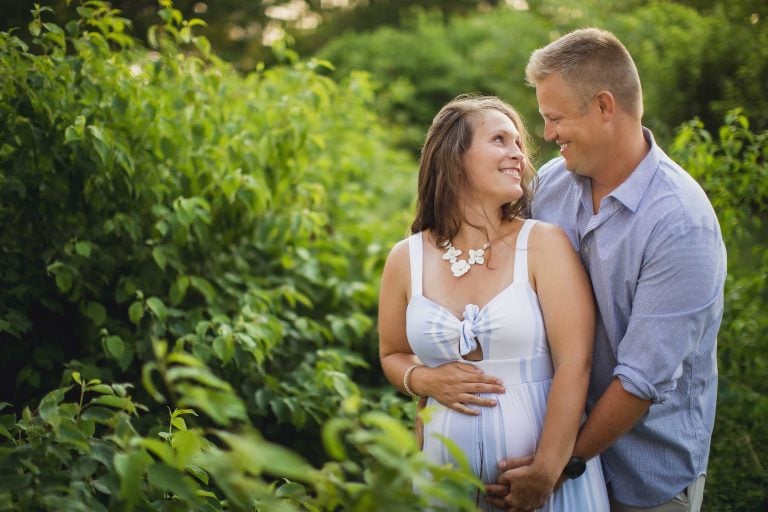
left=405, top=219, right=609, bottom=511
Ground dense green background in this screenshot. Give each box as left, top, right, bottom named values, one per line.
left=0, top=1, right=766, bottom=510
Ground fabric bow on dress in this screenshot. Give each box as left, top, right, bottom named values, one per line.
left=458, top=303, right=481, bottom=356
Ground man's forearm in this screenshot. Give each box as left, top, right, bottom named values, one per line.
left=573, top=378, right=652, bottom=460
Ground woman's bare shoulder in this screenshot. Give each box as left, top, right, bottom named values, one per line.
left=382, top=233, right=417, bottom=278
left=528, top=220, right=573, bottom=251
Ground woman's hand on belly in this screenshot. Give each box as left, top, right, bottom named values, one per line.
left=411, top=361, right=506, bottom=415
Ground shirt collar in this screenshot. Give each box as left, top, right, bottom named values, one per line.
left=607, top=128, right=660, bottom=213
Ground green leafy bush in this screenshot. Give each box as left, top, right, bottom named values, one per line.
left=0, top=341, right=480, bottom=510
left=317, top=7, right=551, bottom=151
left=0, top=1, right=482, bottom=510
left=670, top=110, right=768, bottom=511
left=0, top=0, right=409, bottom=422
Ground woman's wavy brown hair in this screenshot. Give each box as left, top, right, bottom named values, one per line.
left=410, top=94, right=536, bottom=247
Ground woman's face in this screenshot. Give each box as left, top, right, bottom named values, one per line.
left=461, top=109, right=525, bottom=208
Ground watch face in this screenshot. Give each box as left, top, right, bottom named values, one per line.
left=565, top=457, right=587, bottom=479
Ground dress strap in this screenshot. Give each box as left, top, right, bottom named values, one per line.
left=513, top=219, right=538, bottom=283
left=408, top=232, right=424, bottom=297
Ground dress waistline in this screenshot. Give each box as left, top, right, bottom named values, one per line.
left=471, top=355, right=553, bottom=385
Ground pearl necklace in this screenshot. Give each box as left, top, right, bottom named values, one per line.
left=442, top=240, right=490, bottom=277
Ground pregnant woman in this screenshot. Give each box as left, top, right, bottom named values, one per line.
left=378, top=94, right=609, bottom=510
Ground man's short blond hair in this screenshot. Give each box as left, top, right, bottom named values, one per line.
left=526, top=27, right=643, bottom=119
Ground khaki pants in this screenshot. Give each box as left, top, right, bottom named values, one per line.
left=610, top=476, right=705, bottom=512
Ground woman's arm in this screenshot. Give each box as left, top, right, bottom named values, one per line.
left=489, top=222, right=595, bottom=509
left=529, top=222, right=595, bottom=480
left=378, top=239, right=422, bottom=393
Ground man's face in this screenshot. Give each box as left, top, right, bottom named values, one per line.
left=535, top=73, right=603, bottom=176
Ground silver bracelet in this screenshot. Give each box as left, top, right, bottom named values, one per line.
left=403, top=364, right=424, bottom=397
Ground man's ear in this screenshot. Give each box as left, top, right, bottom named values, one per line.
left=595, top=91, right=615, bottom=116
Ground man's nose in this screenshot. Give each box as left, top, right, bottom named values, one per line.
left=543, top=119, right=556, bottom=141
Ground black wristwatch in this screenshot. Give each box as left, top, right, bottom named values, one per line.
left=563, top=456, right=587, bottom=479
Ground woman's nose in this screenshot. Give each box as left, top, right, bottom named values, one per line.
left=508, top=143, right=523, bottom=160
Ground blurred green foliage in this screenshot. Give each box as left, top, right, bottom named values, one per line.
left=0, top=0, right=766, bottom=510
left=0, top=2, right=480, bottom=510
left=669, top=111, right=768, bottom=511
left=319, top=0, right=768, bottom=151
left=0, top=0, right=509, bottom=70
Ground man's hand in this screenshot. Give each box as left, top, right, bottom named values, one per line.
left=484, top=455, right=556, bottom=511
left=412, top=362, right=505, bottom=415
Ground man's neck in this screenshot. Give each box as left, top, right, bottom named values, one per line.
left=590, top=124, right=649, bottom=213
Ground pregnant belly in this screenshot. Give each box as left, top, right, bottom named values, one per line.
left=421, top=379, right=551, bottom=483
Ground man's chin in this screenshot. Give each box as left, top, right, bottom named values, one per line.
left=564, top=160, right=587, bottom=176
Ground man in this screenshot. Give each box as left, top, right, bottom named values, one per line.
left=486, top=28, right=726, bottom=511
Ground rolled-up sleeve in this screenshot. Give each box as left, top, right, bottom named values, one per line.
left=614, top=224, right=726, bottom=403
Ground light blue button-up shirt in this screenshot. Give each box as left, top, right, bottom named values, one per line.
left=531, top=129, right=726, bottom=507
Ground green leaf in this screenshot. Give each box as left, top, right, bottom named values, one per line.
left=188, top=276, right=216, bottom=303
left=147, top=25, right=159, bottom=48
left=275, top=481, right=308, bottom=499
left=172, top=429, right=202, bottom=466
left=72, top=456, right=99, bottom=479
left=104, top=335, right=125, bottom=360
left=165, top=352, right=203, bottom=368
left=0, top=412, right=14, bottom=430
left=166, top=366, right=230, bottom=391
left=138, top=438, right=174, bottom=465
left=56, top=271, right=73, bottom=293
left=147, top=463, right=198, bottom=502
left=75, top=241, right=92, bottom=258
left=80, top=406, right=116, bottom=424
left=0, top=473, right=32, bottom=491
left=28, top=20, right=41, bottom=37
left=39, top=387, right=69, bottom=424
left=88, top=125, right=111, bottom=165
left=169, top=275, right=189, bottom=305
left=86, top=383, right=115, bottom=395
left=86, top=302, right=107, bottom=326
left=146, top=297, right=167, bottom=322
left=212, top=334, right=234, bottom=365
left=114, top=450, right=151, bottom=507
left=65, top=116, right=86, bottom=143
left=91, top=395, right=137, bottom=414
left=175, top=383, right=246, bottom=426
left=188, top=465, right=210, bottom=485
left=171, top=408, right=197, bottom=419
left=128, top=301, right=144, bottom=325
left=92, top=474, right=119, bottom=495
left=217, top=429, right=313, bottom=482
left=56, top=418, right=90, bottom=451
left=152, top=246, right=167, bottom=271
left=0, top=426, right=14, bottom=441
left=322, top=417, right=349, bottom=461
left=171, top=416, right=187, bottom=431
left=142, top=362, right=165, bottom=402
